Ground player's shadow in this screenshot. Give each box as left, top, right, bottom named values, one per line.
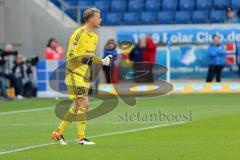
left=48, top=56, right=172, bottom=120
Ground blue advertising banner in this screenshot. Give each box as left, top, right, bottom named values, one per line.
left=116, top=24, right=240, bottom=79
left=116, top=24, right=240, bottom=44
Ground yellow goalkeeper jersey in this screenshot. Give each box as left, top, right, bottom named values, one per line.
left=65, top=26, right=98, bottom=81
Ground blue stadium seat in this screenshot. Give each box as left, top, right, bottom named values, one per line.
left=94, top=0, right=110, bottom=11
left=213, top=0, right=230, bottom=10
left=192, top=11, right=209, bottom=23
left=157, top=11, right=175, bottom=24
left=175, top=11, right=191, bottom=24
left=111, top=0, right=127, bottom=12
left=140, top=12, right=157, bottom=24
left=100, top=11, right=107, bottom=25
left=210, top=10, right=226, bottom=23
left=162, top=0, right=178, bottom=11
left=123, top=12, right=140, bottom=25
left=196, top=0, right=212, bottom=10
left=128, top=0, right=144, bottom=11
left=64, top=0, right=79, bottom=6
left=78, top=0, right=93, bottom=6
left=105, top=12, right=123, bottom=25
left=145, top=0, right=161, bottom=11
left=179, top=0, right=195, bottom=11
left=231, top=0, right=240, bottom=10
left=65, top=9, right=78, bottom=21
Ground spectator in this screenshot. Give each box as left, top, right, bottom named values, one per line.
left=206, top=34, right=226, bottom=82
left=0, top=44, right=24, bottom=99
left=45, top=38, right=64, bottom=60
left=142, top=36, right=157, bottom=83
left=129, top=37, right=146, bottom=83
left=225, top=7, right=238, bottom=23
left=102, top=39, right=118, bottom=83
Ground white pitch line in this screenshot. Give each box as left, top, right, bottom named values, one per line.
left=89, top=121, right=186, bottom=139
left=0, top=107, right=53, bottom=116
left=1, top=103, right=238, bottom=116
left=0, top=121, right=186, bottom=156
left=0, top=143, right=57, bottom=156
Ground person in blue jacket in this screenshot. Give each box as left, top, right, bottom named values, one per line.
left=206, top=34, right=226, bottom=82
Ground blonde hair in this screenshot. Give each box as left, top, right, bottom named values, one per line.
left=83, top=8, right=100, bottom=22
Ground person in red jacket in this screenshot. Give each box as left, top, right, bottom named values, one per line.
left=142, top=36, right=157, bottom=82
left=45, top=38, right=64, bottom=60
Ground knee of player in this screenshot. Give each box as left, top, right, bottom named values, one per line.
left=75, top=98, right=89, bottom=109
left=71, top=103, right=80, bottom=112
left=80, top=102, right=89, bottom=110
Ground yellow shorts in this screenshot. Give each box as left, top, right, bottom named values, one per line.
left=65, top=72, right=90, bottom=100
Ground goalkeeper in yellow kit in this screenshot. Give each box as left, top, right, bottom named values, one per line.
left=50, top=8, right=112, bottom=145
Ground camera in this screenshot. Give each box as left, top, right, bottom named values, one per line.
left=0, top=49, right=18, bottom=57
left=25, top=56, right=39, bottom=66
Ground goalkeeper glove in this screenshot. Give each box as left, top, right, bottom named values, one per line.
left=101, top=55, right=112, bottom=66
left=81, top=56, right=93, bottom=66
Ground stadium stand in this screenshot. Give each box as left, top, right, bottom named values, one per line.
left=128, top=0, right=144, bottom=11
left=50, top=0, right=240, bottom=25
left=214, top=0, right=230, bottom=10
left=175, top=11, right=191, bottom=24
left=179, top=0, right=195, bottom=11
left=123, top=12, right=140, bottom=25
left=192, top=11, right=209, bottom=23
left=145, top=0, right=161, bottom=11
left=51, top=0, right=62, bottom=8
left=157, top=11, right=175, bottom=24
left=65, top=9, right=78, bottom=21
left=210, top=10, right=226, bottom=23
left=94, top=0, right=111, bottom=11
left=231, top=0, right=240, bottom=11
left=162, top=0, right=178, bottom=11
left=196, top=0, right=213, bottom=10
left=64, top=0, right=79, bottom=6
left=140, top=11, right=157, bottom=24
left=105, top=12, right=123, bottom=25
left=111, top=0, right=127, bottom=12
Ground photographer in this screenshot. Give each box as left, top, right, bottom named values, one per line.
left=24, top=56, right=38, bottom=97
left=0, top=44, right=23, bottom=99
left=12, top=54, right=38, bottom=98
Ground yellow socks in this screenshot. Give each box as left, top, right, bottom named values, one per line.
left=56, top=105, right=87, bottom=140
left=76, top=108, right=87, bottom=139
left=57, top=107, right=77, bottom=135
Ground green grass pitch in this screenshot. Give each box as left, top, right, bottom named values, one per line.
left=0, top=94, right=239, bottom=160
